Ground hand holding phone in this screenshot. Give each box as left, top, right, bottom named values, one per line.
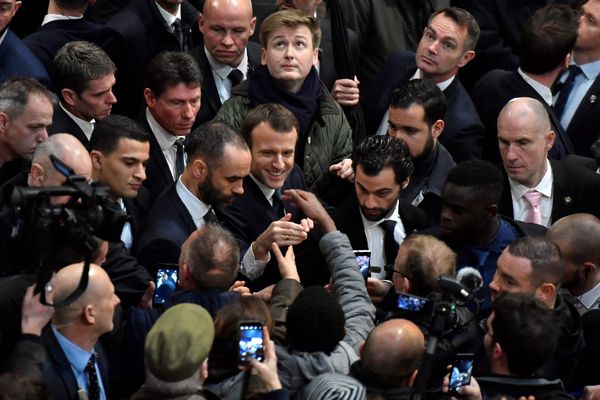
left=448, top=353, right=474, bottom=394
left=239, top=321, right=264, bottom=364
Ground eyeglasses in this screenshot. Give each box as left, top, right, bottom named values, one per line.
left=383, top=265, right=411, bottom=279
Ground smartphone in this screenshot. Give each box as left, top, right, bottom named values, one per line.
left=153, top=265, right=178, bottom=306
left=353, top=250, right=371, bottom=280
left=448, top=353, right=474, bottom=393
left=239, top=321, right=264, bottom=364
left=396, top=293, right=429, bottom=312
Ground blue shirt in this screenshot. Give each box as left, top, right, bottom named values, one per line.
left=454, top=218, right=518, bottom=316
left=557, top=59, right=600, bottom=129
left=52, top=326, right=107, bottom=400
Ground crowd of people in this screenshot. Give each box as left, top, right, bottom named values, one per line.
left=1, top=0, right=600, bottom=398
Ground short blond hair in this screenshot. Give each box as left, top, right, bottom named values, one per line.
left=259, top=9, right=321, bottom=49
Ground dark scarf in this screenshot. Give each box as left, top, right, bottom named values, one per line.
left=248, top=65, right=322, bottom=166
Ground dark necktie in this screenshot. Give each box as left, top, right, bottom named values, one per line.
left=554, top=65, right=583, bottom=118
left=85, top=353, right=100, bottom=400
left=174, top=138, right=185, bottom=177
left=172, top=18, right=184, bottom=51
left=228, top=68, right=244, bottom=87
left=272, top=189, right=285, bottom=218
left=379, top=220, right=399, bottom=271
left=204, top=209, right=218, bottom=225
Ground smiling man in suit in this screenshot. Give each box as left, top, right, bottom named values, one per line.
left=190, top=0, right=260, bottom=126
left=497, top=97, right=600, bottom=226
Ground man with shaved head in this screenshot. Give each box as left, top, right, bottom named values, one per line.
left=43, top=262, right=120, bottom=400
left=548, top=213, right=600, bottom=315
left=351, top=318, right=424, bottom=396
left=190, top=0, right=260, bottom=125
left=497, top=97, right=600, bottom=226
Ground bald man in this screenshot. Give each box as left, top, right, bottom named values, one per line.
left=190, top=0, right=261, bottom=125
left=548, top=213, right=600, bottom=315
left=43, top=262, right=120, bottom=400
left=497, top=97, right=600, bottom=227
left=351, top=319, right=424, bottom=395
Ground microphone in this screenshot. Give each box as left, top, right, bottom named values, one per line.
left=438, top=276, right=472, bottom=301
left=456, top=267, right=483, bottom=293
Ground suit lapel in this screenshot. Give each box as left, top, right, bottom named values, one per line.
left=145, top=119, right=175, bottom=187
left=170, top=184, right=199, bottom=234
left=567, top=75, right=600, bottom=138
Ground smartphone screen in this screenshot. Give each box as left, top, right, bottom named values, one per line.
left=239, top=322, right=264, bottom=364
left=353, top=250, right=371, bottom=280
left=396, top=293, right=429, bottom=312
left=153, top=266, right=178, bottom=306
left=448, top=354, right=474, bottom=393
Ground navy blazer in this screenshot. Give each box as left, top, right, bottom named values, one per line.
left=215, top=165, right=328, bottom=290
left=134, top=183, right=196, bottom=274
left=498, top=158, right=600, bottom=223
left=138, top=115, right=177, bottom=203
left=472, top=69, right=573, bottom=163
left=47, top=104, right=90, bottom=149
left=42, top=327, right=109, bottom=400
left=190, top=41, right=261, bottom=126
left=364, top=50, right=485, bottom=162
left=0, top=29, right=50, bottom=88
left=564, top=72, right=600, bottom=157
left=23, top=19, right=120, bottom=76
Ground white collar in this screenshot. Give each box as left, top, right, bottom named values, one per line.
left=578, top=281, right=600, bottom=310
left=176, top=176, right=210, bottom=227
left=249, top=174, right=276, bottom=202
left=518, top=68, right=553, bottom=106
left=508, top=159, right=553, bottom=199
left=60, top=102, right=95, bottom=140
left=360, top=200, right=400, bottom=229
left=411, top=69, right=455, bottom=91
left=145, top=108, right=183, bottom=151
left=42, top=14, right=83, bottom=26
left=0, top=29, right=8, bottom=47
left=155, top=1, right=181, bottom=28
left=204, top=46, right=249, bottom=81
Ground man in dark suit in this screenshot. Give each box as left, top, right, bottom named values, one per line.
left=0, top=78, right=54, bottom=185
left=23, top=0, right=120, bottom=77
left=497, top=97, right=600, bottom=227
left=386, top=79, right=455, bottom=226
left=0, top=0, right=50, bottom=87
left=43, top=262, right=119, bottom=400
left=107, top=0, right=198, bottom=117
left=140, top=51, right=202, bottom=202
left=553, top=0, right=600, bottom=158
left=333, top=135, right=429, bottom=283
left=90, top=115, right=150, bottom=251
left=217, top=104, right=322, bottom=290
left=472, top=4, right=577, bottom=163
left=135, top=121, right=251, bottom=274
left=364, top=7, right=485, bottom=162
left=190, top=0, right=261, bottom=126
left=48, top=41, right=117, bottom=149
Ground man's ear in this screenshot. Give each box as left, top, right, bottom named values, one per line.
left=401, top=176, right=410, bottom=190
left=536, top=282, right=556, bottom=304
left=192, top=158, right=208, bottom=180
left=84, top=304, right=95, bottom=325
left=492, top=341, right=503, bottom=360
left=545, top=130, right=556, bottom=152
left=144, top=88, right=157, bottom=108
left=312, top=48, right=319, bottom=66
left=0, top=112, right=9, bottom=134
left=260, top=48, right=267, bottom=66
left=407, top=368, right=419, bottom=387
left=61, top=88, right=78, bottom=108
left=90, top=150, right=104, bottom=171
left=29, top=163, right=46, bottom=187
left=431, top=119, right=444, bottom=139
left=249, top=16, right=257, bottom=36
left=457, top=50, right=475, bottom=68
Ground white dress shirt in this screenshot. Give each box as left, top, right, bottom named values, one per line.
left=155, top=1, right=181, bottom=27
left=509, top=159, right=553, bottom=227
left=205, top=48, right=250, bottom=104
left=146, top=108, right=186, bottom=180
left=576, top=281, right=600, bottom=314
left=42, top=14, right=84, bottom=26
left=61, top=102, right=95, bottom=141
left=176, top=176, right=211, bottom=228
left=518, top=68, right=553, bottom=106
left=360, top=201, right=406, bottom=279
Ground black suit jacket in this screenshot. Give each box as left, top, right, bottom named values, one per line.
left=0, top=29, right=50, bottom=88
left=134, top=183, right=197, bottom=274
left=48, top=104, right=90, bottom=150
left=190, top=41, right=261, bottom=126
left=332, top=196, right=429, bottom=270
left=107, top=0, right=198, bottom=117
left=23, top=19, right=120, bottom=76
left=365, top=50, right=485, bottom=162
left=472, top=69, right=573, bottom=162
left=565, top=72, right=600, bottom=157
left=42, top=327, right=109, bottom=400
left=216, top=166, right=327, bottom=290
left=123, top=185, right=152, bottom=245
left=498, top=158, right=600, bottom=223
left=138, top=115, right=176, bottom=203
